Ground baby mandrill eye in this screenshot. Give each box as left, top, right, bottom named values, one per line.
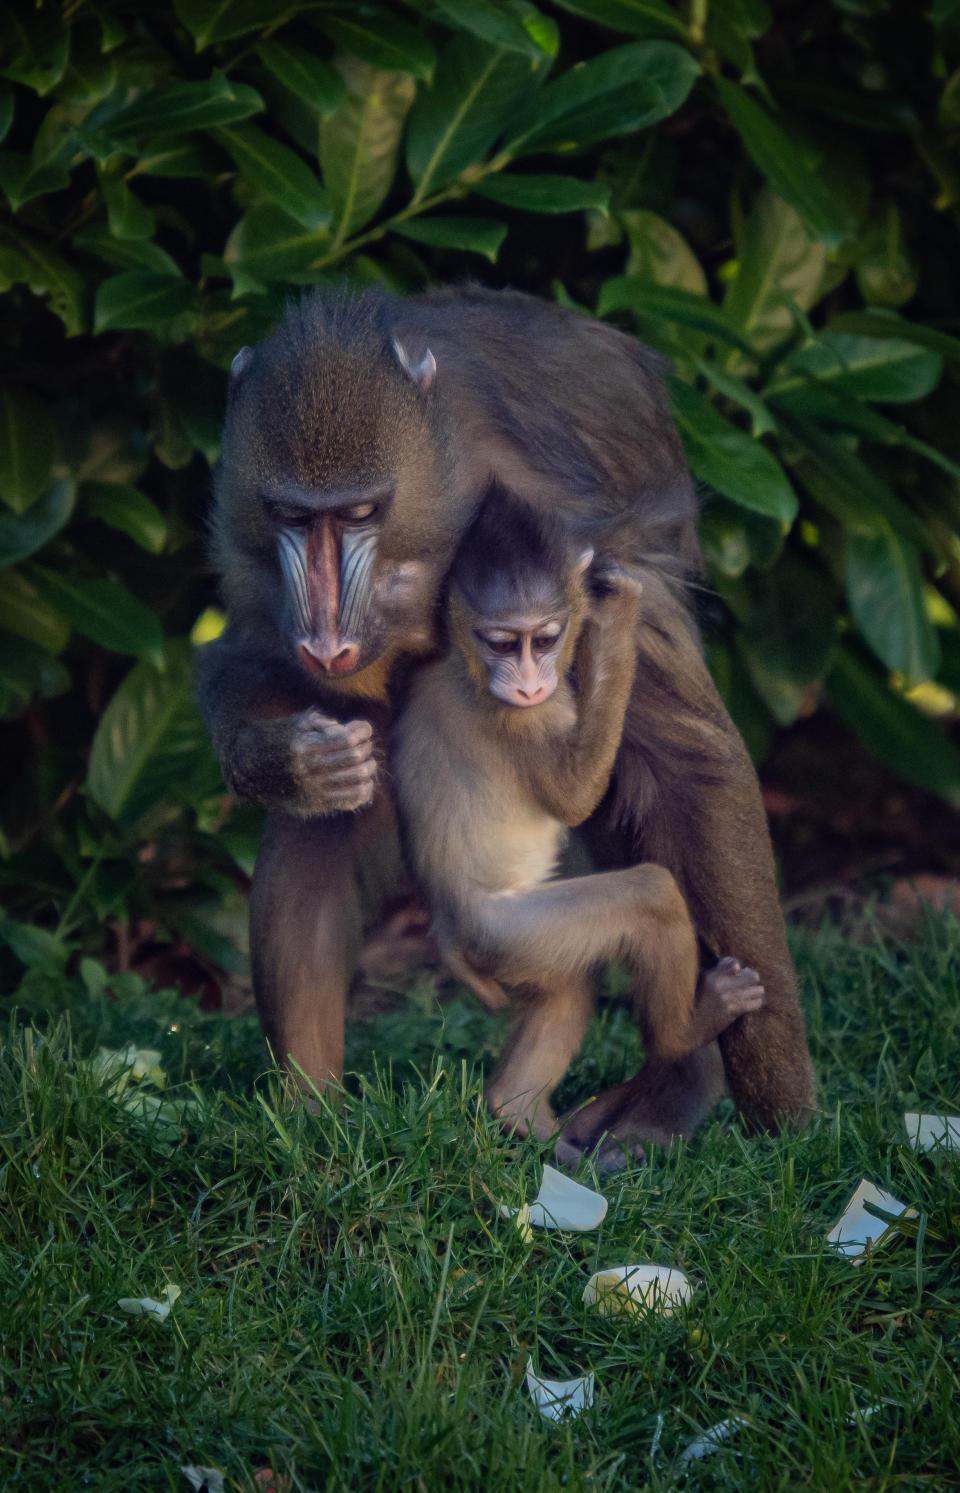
left=479, top=633, right=517, bottom=654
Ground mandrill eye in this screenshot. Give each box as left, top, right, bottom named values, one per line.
left=340, top=501, right=378, bottom=525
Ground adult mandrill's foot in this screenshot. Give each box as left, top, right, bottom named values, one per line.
left=557, top=1045, right=727, bottom=1169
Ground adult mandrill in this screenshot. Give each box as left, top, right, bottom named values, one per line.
left=197, top=284, right=815, bottom=1151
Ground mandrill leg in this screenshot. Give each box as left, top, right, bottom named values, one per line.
left=250, top=810, right=363, bottom=1086
left=485, top=973, right=594, bottom=1158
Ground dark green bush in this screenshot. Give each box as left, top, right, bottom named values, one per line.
left=2, top=0, right=960, bottom=977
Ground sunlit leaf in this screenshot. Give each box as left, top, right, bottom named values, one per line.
left=622, top=209, right=706, bottom=292
left=723, top=190, right=827, bottom=358
left=320, top=61, right=415, bottom=244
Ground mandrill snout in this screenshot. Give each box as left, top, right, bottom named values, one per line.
left=298, top=637, right=361, bottom=676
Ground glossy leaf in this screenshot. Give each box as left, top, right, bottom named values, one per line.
left=829, top=311, right=960, bottom=367
left=845, top=528, right=940, bottom=684
left=80, top=482, right=167, bottom=554
left=26, top=566, right=165, bottom=667
left=622, top=210, right=706, bottom=293
left=0, top=569, right=69, bottom=654
left=473, top=174, right=610, bottom=213
left=94, top=273, right=194, bottom=335
left=826, top=644, right=960, bottom=808
left=723, top=190, right=827, bottom=357
left=316, top=9, right=437, bottom=82
left=135, top=139, right=223, bottom=178
left=549, top=0, right=688, bottom=38
left=505, top=42, right=699, bottom=156
left=0, top=153, right=70, bottom=212
left=173, top=0, right=280, bottom=49
left=670, top=378, right=797, bottom=524
left=429, top=0, right=553, bottom=57
left=320, top=61, right=415, bottom=244
left=108, top=74, right=263, bottom=138
left=216, top=123, right=331, bottom=232
left=223, top=206, right=330, bottom=292
left=598, top=278, right=753, bottom=351
left=86, top=641, right=217, bottom=823
left=689, top=354, right=776, bottom=436
left=406, top=37, right=542, bottom=197
left=99, top=171, right=154, bottom=241
left=769, top=333, right=942, bottom=405
left=259, top=39, right=347, bottom=116
left=0, top=388, right=59, bottom=514
left=394, top=216, right=508, bottom=260
left=714, top=78, right=853, bottom=248
left=0, top=480, right=74, bottom=566
left=0, top=1, right=70, bottom=94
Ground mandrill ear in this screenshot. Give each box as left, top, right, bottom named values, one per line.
left=393, top=338, right=437, bottom=391
left=230, top=345, right=254, bottom=381
left=574, top=546, right=594, bottom=577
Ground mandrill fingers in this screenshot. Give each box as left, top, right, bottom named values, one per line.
left=288, top=709, right=378, bottom=815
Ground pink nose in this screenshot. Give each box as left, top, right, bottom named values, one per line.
left=299, top=638, right=360, bottom=676
left=514, top=685, right=546, bottom=706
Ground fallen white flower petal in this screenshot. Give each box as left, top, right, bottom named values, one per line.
left=525, top=1355, right=595, bottom=1422
left=677, top=1416, right=750, bottom=1464
left=180, top=1466, right=224, bottom=1493
left=501, top=1164, right=607, bottom=1232
left=583, top=1263, right=692, bottom=1318
left=904, top=1112, right=960, bottom=1154
left=92, top=1043, right=164, bottom=1091
left=117, top=1283, right=181, bottom=1321
left=826, top=1180, right=915, bottom=1264
left=514, top=1201, right=533, bottom=1245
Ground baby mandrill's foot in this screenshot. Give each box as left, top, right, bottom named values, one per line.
left=691, top=955, right=765, bottom=1046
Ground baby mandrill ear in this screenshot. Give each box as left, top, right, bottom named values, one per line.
left=393, top=339, right=437, bottom=391
left=575, top=547, right=595, bottom=577
left=230, top=346, right=254, bottom=381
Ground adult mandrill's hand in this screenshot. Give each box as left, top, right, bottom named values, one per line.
left=286, top=709, right=377, bottom=816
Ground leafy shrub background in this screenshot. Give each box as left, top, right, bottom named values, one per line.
left=2, top=0, right=960, bottom=986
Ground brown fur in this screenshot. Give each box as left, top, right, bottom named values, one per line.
left=198, top=283, right=815, bottom=1147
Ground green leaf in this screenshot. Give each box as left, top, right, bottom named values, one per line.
left=723, top=190, right=827, bottom=358
left=472, top=173, right=610, bottom=212
left=845, top=528, right=940, bottom=684
left=781, top=414, right=933, bottom=553
left=689, top=353, right=776, bottom=436
left=74, top=226, right=181, bottom=277
left=259, top=38, right=347, bottom=116
left=26, top=566, right=165, bottom=667
left=217, top=122, right=331, bottom=232
left=86, top=641, right=217, bottom=824
left=826, top=644, right=960, bottom=808
left=0, top=480, right=73, bottom=566
left=0, top=2, right=70, bottom=94
left=0, top=86, right=12, bottom=144
left=0, top=387, right=59, bottom=514
left=393, top=216, right=508, bottom=260
left=0, top=569, right=69, bottom=654
left=768, top=378, right=960, bottom=482
left=173, top=0, right=281, bottom=49
left=0, top=916, right=67, bottom=969
left=737, top=557, right=836, bottom=725
left=854, top=206, right=918, bottom=308
left=670, top=378, right=797, bottom=523
left=0, top=152, right=70, bottom=212
left=829, top=311, right=960, bottom=367
left=223, top=205, right=330, bottom=292
left=0, top=635, right=69, bottom=719
left=8, top=235, right=86, bottom=335
left=598, top=278, right=753, bottom=351
left=99, top=170, right=154, bottom=241
left=94, top=272, right=194, bottom=336
left=504, top=42, right=699, bottom=156
left=622, top=209, right=706, bottom=292
left=316, top=8, right=437, bottom=82
left=109, top=74, right=264, bottom=138
left=700, top=495, right=783, bottom=578
left=769, top=333, right=942, bottom=405
left=134, top=139, right=222, bottom=178
left=429, top=0, right=553, bottom=57
left=549, top=0, right=688, bottom=38
left=320, top=61, right=415, bottom=244
left=771, top=80, right=916, bottom=134
left=406, top=37, right=543, bottom=196
left=80, top=481, right=167, bottom=554
left=713, top=78, right=853, bottom=248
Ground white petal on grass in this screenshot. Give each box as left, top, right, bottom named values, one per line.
left=826, top=1179, right=915, bottom=1264
left=677, top=1416, right=750, bottom=1464
left=514, top=1201, right=534, bottom=1244
left=501, top=1164, right=607, bottom=1232
left=181, top=1467, right=225, bottom=1493
left=117, top=1283, right=182, bottom=1320
left=583, top=1264, right=692, bottom=1318
left=525, top=1355, right=595, bottom=1422
left=904, top=1112, right=960, bottom=1153
left=92, top=1043, right=164, bottom=1090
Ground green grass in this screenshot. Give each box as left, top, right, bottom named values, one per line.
left=2, top=917, right=960, bottom=1492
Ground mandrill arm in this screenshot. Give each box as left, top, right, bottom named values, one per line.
left=196, top=627, right=378, bottom=816
left=523, top=571, right=642, bottom=828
